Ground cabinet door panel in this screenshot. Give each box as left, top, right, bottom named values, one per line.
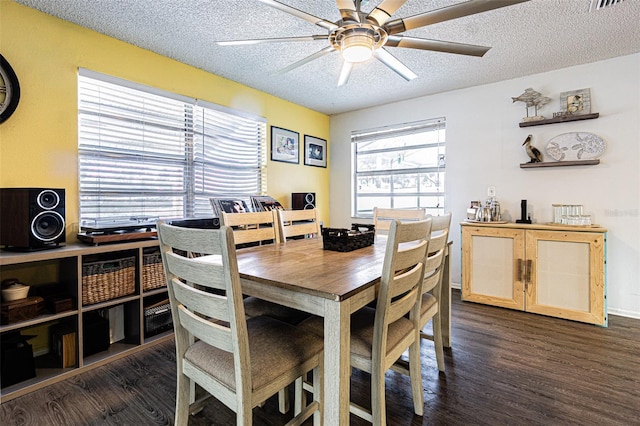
left=526, top=230, right=606, bottom=325
left=462, top=227, right=525, bottom=310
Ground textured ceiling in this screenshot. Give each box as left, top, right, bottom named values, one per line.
left=13, top=0, right=640, bottom=115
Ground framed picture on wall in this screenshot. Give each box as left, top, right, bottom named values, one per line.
left=304, top=135, right=327, bottom=168
left=271, top=126, right=299, bottom=164
left=560, top=88, right=591, bottom=115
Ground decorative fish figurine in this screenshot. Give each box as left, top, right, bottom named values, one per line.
left=512, top=88, right=543, bottom=107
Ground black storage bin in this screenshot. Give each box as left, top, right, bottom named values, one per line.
left=1, top=332, right=36, bottom=388
left=82, top=312, right=110, bottom=356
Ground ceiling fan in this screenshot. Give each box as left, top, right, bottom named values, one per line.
left=218, top=0, right=529, bottom=86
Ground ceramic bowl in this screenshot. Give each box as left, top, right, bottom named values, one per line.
left=2, top=284, right=30, bottom=302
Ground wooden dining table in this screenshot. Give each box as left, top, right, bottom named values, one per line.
left=235, top=236, right=452, bottom=425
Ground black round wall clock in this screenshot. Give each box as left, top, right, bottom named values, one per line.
left=0, top=54, right=21, bottom=124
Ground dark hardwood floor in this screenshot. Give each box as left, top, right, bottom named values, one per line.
left=2, top=290, right=639, bottom=425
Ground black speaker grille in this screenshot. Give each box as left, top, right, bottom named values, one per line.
left=37, top=189, right=61, bottom=209
left=31, top=211, right=65, bottom=242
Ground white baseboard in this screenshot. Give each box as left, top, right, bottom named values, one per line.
left=607, top=307, right=640, bottom=320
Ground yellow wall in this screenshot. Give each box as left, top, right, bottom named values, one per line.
left=0, top=1, right=330, bottom=241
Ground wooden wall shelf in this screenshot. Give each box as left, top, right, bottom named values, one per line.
left=519, top=113, right=599, bottom=127
left=520, top=159, right=599, bottom=168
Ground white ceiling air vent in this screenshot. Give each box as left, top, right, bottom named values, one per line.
left=590, top=0, right=625, bottom=12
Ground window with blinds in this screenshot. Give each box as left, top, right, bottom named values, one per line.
left=352, top=118, right=446, bottom=218
left=77, top=70, right=266, bottom=224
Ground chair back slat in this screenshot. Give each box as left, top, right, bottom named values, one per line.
left=221, top=210, right=280, bottom=245
left=395, top=241, right=429, bottom=272
left=390, top=264, right=425, bottom=300
left=164, top=252, right=227, bottom=291
left=157, top=220, right=227, bottom=254
left=386, top=285, right=421, bottom=324
left=277, top=209, right=321, bottom=240
left=373, top=207, right=426, bottom=233
left=424, top=249, right=444, bottom=275
left=176, top=302, right=234, bottom=352
left=170, top=277, right=230, bottom=324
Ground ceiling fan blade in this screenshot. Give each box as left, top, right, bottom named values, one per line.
left=384, top=0, right=529, bottom=35
left=217, top=35, right=328, bottom=46
left=256, top=0, right=339, bottom=31
left=336, top=0, right=360, bottom=23
left=373, top=48, right=417, bottom=81
left=337, top=61, right=354, bottom=86
left=274, top=46, right=336, bottom=75
left=386, top=35, right=490, bottom=57
left=366, top=0, right=408, bottom=26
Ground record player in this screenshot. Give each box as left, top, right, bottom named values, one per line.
left=77, top=216, right=158, bottom=245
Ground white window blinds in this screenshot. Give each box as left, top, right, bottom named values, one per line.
left=78, top=70, right=266, bottom=223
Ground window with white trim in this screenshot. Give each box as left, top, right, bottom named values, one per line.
left=78, top=70, right=266, bottom=224
left=352, top=118, right=446, bottom=218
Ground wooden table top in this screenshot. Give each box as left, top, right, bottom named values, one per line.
left=235, top=237, right=388, bottom=302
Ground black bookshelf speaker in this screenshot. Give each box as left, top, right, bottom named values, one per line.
left=0, top=188, right=66, bottom=250
left=292, top=192, right=315, bottom=210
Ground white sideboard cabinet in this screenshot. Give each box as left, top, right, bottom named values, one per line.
left=461, top=222, right=606, bottom=326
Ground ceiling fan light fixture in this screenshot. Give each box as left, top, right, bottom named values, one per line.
left=341, top=32, right=374, bottom=63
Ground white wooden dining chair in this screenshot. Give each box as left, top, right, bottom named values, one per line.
left=301, top=218, right=432, bottom=425
left=372, top=207, right=426, bottom=234
left=276, top=208, right=321, bottom=241
left=393, top=212, right=452, bottom=375
left=157, top=221, right=323, bottom=426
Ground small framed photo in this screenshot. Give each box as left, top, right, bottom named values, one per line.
left=271, top=126, right=299, bottom=164
left=560, top=88, right=591, bottom=115
left=304, top=135, right=327, bottom=168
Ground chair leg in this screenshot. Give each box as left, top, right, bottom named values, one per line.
left=278, top=387, right=290, bottom=414
left=237, top=402, right=253, bottom=426
left=432, top=311, right=445, bottom=372
left=294, top=376, right=305, bottom=415
left=409, top=337, right=424, bottom=416
left=371, top=367, right=387, bottom=426
left=175, top=371, right=190, bottom=425
left=312, top=356, right=323, bottom=426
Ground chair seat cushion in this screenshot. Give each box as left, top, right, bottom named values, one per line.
left=300, top=307, right=414, bottom=359
left=243, top=296, right=311, bottom=325
left=184, top=316, right=322, bottom=391
left=350, top=307, right=415, bottom=359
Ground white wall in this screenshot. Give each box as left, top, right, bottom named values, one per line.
left=330, top=53, right=640, bottom=319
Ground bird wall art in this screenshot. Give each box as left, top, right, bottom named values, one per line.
left=522, top=134, right=543, bottom=163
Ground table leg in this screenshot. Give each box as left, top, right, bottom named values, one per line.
left=442, top=242, right=453, bottom=348
left=323, top=299, right=351, bottom=425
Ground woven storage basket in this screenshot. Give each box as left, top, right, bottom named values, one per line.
left=142, top=252, right=166, bottom=291
left=82, top=256, right=136, bottom=305
left=322, top=223, right=375, bottom=252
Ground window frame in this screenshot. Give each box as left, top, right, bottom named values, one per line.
left=351, top=118, right=446, bottom=218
